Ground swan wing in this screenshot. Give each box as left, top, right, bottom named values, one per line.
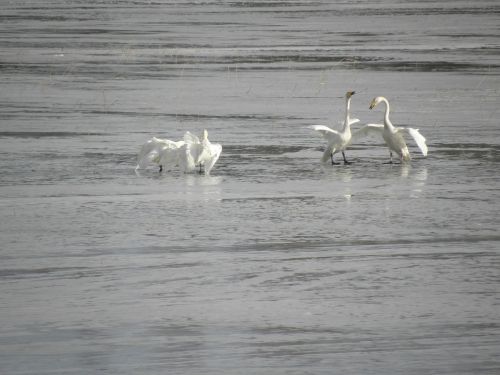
left=187, top=142, right=204, bottom=166
left=351, top=123, right=384, bottom=142
left=137, top=137, right=162, bottom=163
left=307, top=125, right=341, bottom=141
left=203, top=143, right=222, bottom=175
left=337, top=118, right=360, bottom=127
left=399, top=127, right=428, bottom=156
left=157, top=145, right=180, bottom=170
left=136, top=150, right=158, bottom=169
left=162, top=139, right=184, bottom=149
left=178, top=143, right=197, bottom=172
left=136, top=137, right=180, bottom=169
left=197, top=136, right=215, bottom=164
left=183, top=131, right=200, bottom=145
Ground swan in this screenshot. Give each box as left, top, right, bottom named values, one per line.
left=182, top=129, right=222, bottom=176
left=135, top=130, right=221, bottom=175
left=136, top=136, right=185, bottom=172
left=353, top=96, right=428, bottom=163
left=307, top=91, right=360, bottom=165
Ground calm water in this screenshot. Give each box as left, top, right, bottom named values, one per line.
left=1, top=1, right=500, bottom=374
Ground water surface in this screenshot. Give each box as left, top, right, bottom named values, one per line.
left=1, top=1, right=499, bottom=374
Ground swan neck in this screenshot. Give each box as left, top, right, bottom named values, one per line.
left=343, top=97, right=352, bottom=131
left=382, top=98, right=392, bottom=127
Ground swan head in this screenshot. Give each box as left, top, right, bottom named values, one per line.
left=346, top=91, right=355, bottom=99
left=369, top=96, right=385, bottom=110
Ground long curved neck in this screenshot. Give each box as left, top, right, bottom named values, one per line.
left=380, top=97, right=393, bottom=129
left=343, top=96, right=352, bottom=132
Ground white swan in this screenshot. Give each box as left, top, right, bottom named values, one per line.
left=136, top=136, right=185, bottom=172
left=182, top=129, right=222, bottom=176
left=353, top=96, right=428, bottom=163
left=135, top=130, right=222, bottom=175
left=308, top=91, right=360, bottom=165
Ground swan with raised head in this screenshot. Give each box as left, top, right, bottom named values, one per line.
left=308, top=91, right=360, bottom=165
left=353, top=96, right=428, bottom=163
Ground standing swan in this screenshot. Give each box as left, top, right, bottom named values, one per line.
left=353, top=96, right=428, bottom=163
left=182, top=129, right=222, bottom=176
left=308, top=91, right=360, bottom=165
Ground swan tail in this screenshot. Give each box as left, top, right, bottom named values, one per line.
left=401, top=147, right=411, bottom=162
left=321, top=146, right=336, bottom=163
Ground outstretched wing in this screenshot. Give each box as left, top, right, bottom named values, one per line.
left=351, top=123, right=384, bottom=143
left=348, top=118, right=360, bottom=126
left=336, top=118, right=360, bottom=127
left=399, top=127, right=428, bottom=156
left=307, top=125, right=341, bottom=140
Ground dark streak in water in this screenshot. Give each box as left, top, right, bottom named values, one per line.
left=0, top=267, right=88, bottom=278
left=221, top=195, right=316, bottom=203
left=224, top=144, right=305, bottom=155
left=0, top=131, right=106, bottom=138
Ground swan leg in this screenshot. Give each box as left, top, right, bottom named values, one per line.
left=159, top=165, right=163, bottom=172
left=384, top=152, right=394, bottom=164
left=342, top=151, right=352, bottom=165
left=198, top=163, right=203, bottom=174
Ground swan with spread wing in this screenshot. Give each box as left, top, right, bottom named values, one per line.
left=353, top=96, right=428, bottom=163
left=308, top=91, right=359, bottom=165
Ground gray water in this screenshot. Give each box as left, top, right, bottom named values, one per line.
left=1, top=1, right=500, bottom=374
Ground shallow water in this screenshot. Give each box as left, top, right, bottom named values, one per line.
left=1, top=1, right=500, bottom=374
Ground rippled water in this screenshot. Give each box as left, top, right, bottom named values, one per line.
left=1, top=1, right=500, bottom=374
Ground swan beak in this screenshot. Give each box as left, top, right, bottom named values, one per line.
left=347, top=91, right=355, bottom=98
left=369, top=99, right=377, bottom=109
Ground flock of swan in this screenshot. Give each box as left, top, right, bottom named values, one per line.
left=135, top=93, right=428, bottom=175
